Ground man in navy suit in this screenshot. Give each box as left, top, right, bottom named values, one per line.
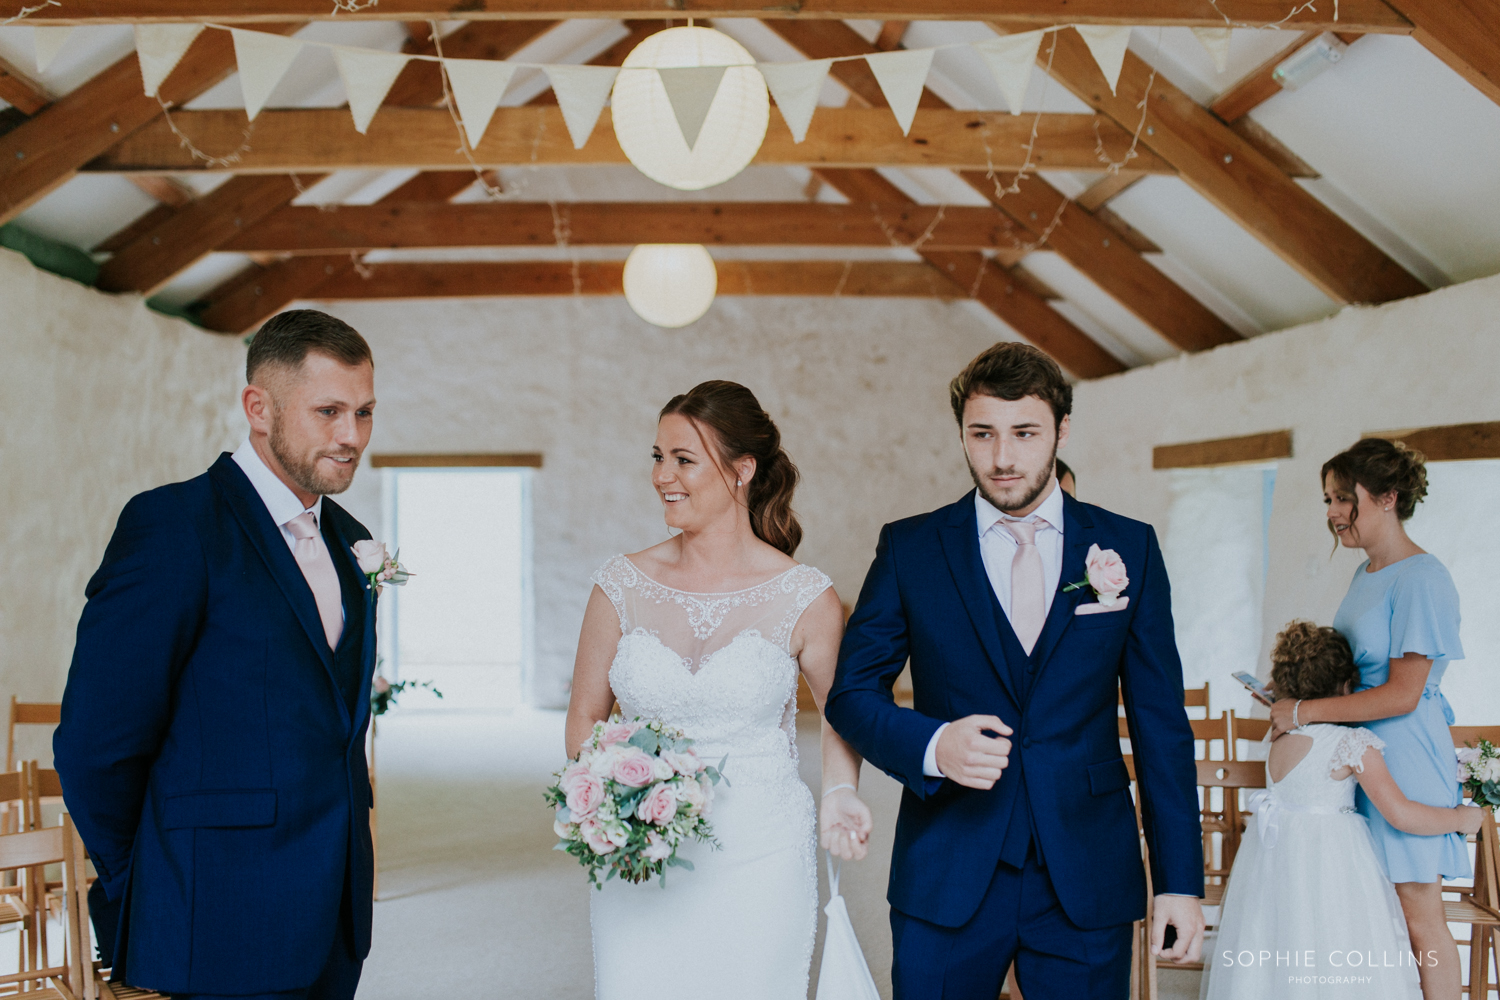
left=56, top=310, right=381, bottom=1000
left=825, top=343, right=1204, bottom=1000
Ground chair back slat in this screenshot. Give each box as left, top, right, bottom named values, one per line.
left=1196, top=761, right=1266, bottom=788
left=34, top=768, right=62, bottom=799
left=11, top=704, right=60, bottom=727
left=0, top=826, right=64, bottom=871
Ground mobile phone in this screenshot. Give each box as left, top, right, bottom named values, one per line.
left=1233, top=671, right=1275, bottom=706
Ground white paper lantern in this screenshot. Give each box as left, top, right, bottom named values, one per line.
left=611, top=26, right=769, bottom=191
left=623, top=245, right=718, bottom=328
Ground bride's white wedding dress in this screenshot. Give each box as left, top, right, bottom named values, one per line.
left=588, top=554, right=831, bottom=1000
left=1202, top=723, right=1421, bottom=999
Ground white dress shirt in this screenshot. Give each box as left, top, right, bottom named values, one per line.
left=232, top=439, right=325, bottom=552
left=922, top=482, right=1066, bottom=777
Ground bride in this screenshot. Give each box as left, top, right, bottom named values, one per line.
left=566, top=380, right=873, bottom=1000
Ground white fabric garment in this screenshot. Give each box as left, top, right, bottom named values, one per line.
left=922, top=481, right=1064, bottom=777
left=1202, top=724, right=1421, bottom=999
left=588, top=555, right=831, bottom=1000
left=231, top=29, right=303, bottom=121
left=757, top=58, right=832, bottom=143
left=231, top=439, right=325, bottom=554
left=32, top=26, right=72, bottom=73
left=815, top=854, right=881, bottom=1000
left=134, top=23, right=204, bottom=97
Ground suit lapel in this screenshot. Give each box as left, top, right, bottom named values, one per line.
left=936, top=492, right=1020, bottom=706
left=322, top=500, right=376, bottom=737
left=1030, top=492, right=1096, bottom=673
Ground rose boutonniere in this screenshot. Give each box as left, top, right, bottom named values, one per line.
left=1062, top=544, right=1129, bottom=606
left=352, top=540, right=412, bottom=597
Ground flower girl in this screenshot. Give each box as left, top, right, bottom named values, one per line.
left=1204, top=621, right=1482, bottom=999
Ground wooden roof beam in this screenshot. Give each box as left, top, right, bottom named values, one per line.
left=0, top=22, right=302, bottom=225
left=1013, top=23, right=1428, bottom=305
left=4, top=0, right=1415, bottom=32
left=1385, top=0, right=1500, bottom=105
left=0, top=54, right=49, bottom=116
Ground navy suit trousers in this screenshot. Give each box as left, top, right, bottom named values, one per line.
left=890, top=850, right=1132, bottom=1000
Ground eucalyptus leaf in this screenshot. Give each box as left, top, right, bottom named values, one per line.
left=666, top=854, right=694, bottom=871
left=629, top=729, right=660, bottom=754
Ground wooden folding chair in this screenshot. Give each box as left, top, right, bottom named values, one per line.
left=1187, top=760, right=1266, bottom=973
left=1117, top=715, right=1230, bottom=762
left=1227, top=711, right=1271, bottom=762
left=7, top=698, right=62, bottom=773
left=1449, top=728, right=1500, bottom=998
left=0, top=814, right=95, bottom=1000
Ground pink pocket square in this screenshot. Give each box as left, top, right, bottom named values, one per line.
left=1075, top=596, right=1129, bottom=616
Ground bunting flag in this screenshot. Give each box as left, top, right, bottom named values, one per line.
left=231, top=29, right=303, bottom=121
left=973, top=31, right=1045, bottom=116
left=1191, top=27, right=1232, bottom=74
left=864, top=48, right=935, bottom=136
left=445, top=57, right=518, bottom=148
left=757, top=58, right=831, bottom=143
left=333, top=47, right=411, bottom=135
left=656, top=65, right=727, bottom=150
left=134, top=23, right=204, bottom=97
left=31, top=26, right=71, bottom=73
left=1074, top=24, right=1134, bottom=96
left=545, top=64, right=619, bottom=149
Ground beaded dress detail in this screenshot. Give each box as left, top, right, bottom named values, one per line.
left=588, top=554, right=832, bottom=1000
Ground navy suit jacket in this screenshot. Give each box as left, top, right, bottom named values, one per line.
left=825, top=490, right=1203, bottom=930
left=54, top=454, right=377, bottom=995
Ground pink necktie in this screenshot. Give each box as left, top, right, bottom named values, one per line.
left=1004, top=519, right=1047, bottom=654
left=286, top=511, right=343, bottom=651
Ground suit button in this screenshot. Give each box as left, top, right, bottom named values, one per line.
left=1022, top=736, right=1033, bottom=749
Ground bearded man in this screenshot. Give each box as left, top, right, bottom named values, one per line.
left=825, top=342, right=1204, bottom=1000
left=56, top=310, right=380, bottom=1000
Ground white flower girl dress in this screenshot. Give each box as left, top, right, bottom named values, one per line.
left=1203, top=723, right=1422, bottom=999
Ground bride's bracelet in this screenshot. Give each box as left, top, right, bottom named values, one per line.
left=822, top=783, right=857, bottom=798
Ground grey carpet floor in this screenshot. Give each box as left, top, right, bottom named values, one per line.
left=357, top=709, right=1201, bottom=1000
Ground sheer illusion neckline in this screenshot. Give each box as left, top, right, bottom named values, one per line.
left=621, top=557, right=802, bottom=597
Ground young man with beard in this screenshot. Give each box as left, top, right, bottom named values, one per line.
left=56, top=310, right=381, bottom=1000
left=825, top=342, right=1204, bottom=1000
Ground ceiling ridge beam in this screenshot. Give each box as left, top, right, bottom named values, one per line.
left=1014, top=23, right=1428, bottom=305
left=768, top=19, right=1240, bottom=356
left=0, top=22, right=303, bottom=226
left=1384, top=0, right=1500, bottom=106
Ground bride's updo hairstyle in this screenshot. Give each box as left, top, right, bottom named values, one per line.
left=660, top=381, right=803, bottom=557
left=1321, top=438, right=1429, bottom=540
left=1270, top=620, right=1359, bottom=702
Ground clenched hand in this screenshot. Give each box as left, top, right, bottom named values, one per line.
left=935, top=715, right=1013, bottom=790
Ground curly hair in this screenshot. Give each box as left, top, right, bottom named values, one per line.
left=1270, top=620, right=1359, bottom=702
left=1321, top=438, right=1429, bottom=544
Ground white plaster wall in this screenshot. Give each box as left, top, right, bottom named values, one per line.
left=0, top=249, right=245, bottom=723
left=1067, top=273, right=1500, bottom=724
left=312, top=295, right=1011, bottom=707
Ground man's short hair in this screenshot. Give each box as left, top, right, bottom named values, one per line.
left=1056, top=458, right=1074, bottom=483
left=949, top=342, right=1072, bottom=428
left=246, top=309, right=372, bottom=386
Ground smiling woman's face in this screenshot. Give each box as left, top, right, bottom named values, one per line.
left=1324, top=474, right=1388, bottom=549
left=652, top=414, right=744, bottom=533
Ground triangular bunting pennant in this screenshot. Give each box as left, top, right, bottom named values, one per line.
left=656, top=65, right=727, bottom=150
left=445, top=57, right=518, bottom=148
left=231, top=29, right=303, bottom=121
left=32, top=26, right=71, bottom=73
left=972, top=31, right=1045, bottom=115
left=1074, top=24, right=1134, bottom=96
left=134, top=24, right=204, bottom=98
left=864, top=48, right=935, bottom=136
left=545, top=64, right=619, bottom=149
left=1191, top=26, right=1232, bottom=74
left=333, top=47, right=411, bottom=135
left=757, top=59, right=831, bottom=143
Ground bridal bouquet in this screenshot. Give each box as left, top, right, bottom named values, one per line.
left=547, top=716, right=726, bottom=888
left=1457, top=740, right=1500, bottom=809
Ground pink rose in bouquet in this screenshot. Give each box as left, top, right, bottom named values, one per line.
left=612, top=750, right=656, bottom=788
left=545, top=714, right=728, bottom=888
left=637, top=784, right=678, bottom=826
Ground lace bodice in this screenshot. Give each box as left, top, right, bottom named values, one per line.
left=591, top=555, right=832, bottom=773
left=1268, top=723, right=1386, bottom=811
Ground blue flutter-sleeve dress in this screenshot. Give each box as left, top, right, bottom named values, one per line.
left=1335, top=553, right=1467, bottom=883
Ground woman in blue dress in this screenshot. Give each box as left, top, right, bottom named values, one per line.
left=1270, top=438, right=1465, bottom=1000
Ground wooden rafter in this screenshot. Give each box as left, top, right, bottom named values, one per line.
left=91, top=19, right=560, bottom=296
left=5, top=0, right=1414, bottom=32
left=214, top=202, right=1032, bottom=254
left=0, top=54, right=48, bottom=116
left=1385, top=0, right=1500, bottom=105
left=84, top=107, right=1170, bottom=175
left=0, top=22, right=302, bottom=226
left=1210, top=30, right=1320, bottom=122
left=771, top=19, right=1239, bottom=355
left=299, top=259, right=966, bottom=300
left=1017, top=23, right=1428, bottom=305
